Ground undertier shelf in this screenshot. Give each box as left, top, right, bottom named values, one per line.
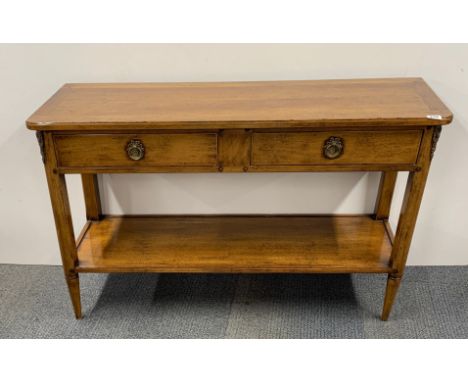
left=76, top=215, right=393, bottom=273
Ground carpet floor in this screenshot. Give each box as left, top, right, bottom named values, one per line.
left=0, top=264, right=467, bottom=338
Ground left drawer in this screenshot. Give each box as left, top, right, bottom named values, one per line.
left=54, top=133, right=218, bottom=168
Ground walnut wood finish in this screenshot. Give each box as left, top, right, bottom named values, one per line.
left=26, top=78, right=452, bottom=130
left=58, top=163, right=420, bottom=174
left=55, top=133, right=217, bottom=168
left=374, top=171, right=398, bottom=220
left=218, top=130, right=251, bottom=172
left=81, top=174, right=102, bottom=220
left=27, top=79, right=453, bottom=320
left=381, top=275, right=401, bottom=321
left=52, top=129, right=424, bottom=174
left=381, top=126, right=437, bottom=320
left=251, top=131, right=422, bottom=166
left=42, top=132, right=82, bottom=319
left=76, top=216, right=392, bottom=273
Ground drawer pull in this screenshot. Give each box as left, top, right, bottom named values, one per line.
left=323, top=136, right=344, bottom=159
left=126, top=139, right=145, bottom=161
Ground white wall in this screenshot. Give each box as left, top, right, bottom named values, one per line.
left=0, top=44, right=467, bottom=265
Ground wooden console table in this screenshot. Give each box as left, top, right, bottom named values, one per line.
left=27, top=78, right=452, bottom=320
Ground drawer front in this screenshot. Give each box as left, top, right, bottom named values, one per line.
left=251, top=130, right=422, bottom=166
left=55, top=133, right=218, bottom=168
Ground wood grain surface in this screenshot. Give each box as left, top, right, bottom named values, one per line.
left=55, top=133, right=218, bottom=167
left=26, top=78, right=452, bottom=130
left=28, top=78, right=453, bottom=320
left=76, top=215, right=393, bottom=273
left=251, top=130, right=422, bottom=165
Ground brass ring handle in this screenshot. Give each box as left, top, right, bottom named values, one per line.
left=323, top=136, right=344, bottom=159
left=126, top=139, right=145, bottom=161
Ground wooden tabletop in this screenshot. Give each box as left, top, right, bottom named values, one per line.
left=26, top=78, right=452, bottom=130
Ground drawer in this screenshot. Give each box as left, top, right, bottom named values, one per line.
left=54, top=133, right=218, bottom=168
left=251, top=130, right=423, bottom=166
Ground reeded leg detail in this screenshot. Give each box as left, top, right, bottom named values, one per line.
left=66, top=273, right=82, bottom=319
left=381, top=274, right=401, bottom=321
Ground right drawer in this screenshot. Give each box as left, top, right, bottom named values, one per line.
left=251, top=130, right=423, bottom=166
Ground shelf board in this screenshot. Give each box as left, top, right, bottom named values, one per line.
left=76, top=215, right=393, bottom=274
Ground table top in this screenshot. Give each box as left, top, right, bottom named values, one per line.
left=26, top=78, right=452, bottom=131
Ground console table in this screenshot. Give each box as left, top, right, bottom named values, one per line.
left=27, top=78, right=452, bottom=320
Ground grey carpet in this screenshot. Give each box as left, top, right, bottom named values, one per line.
left=0, top=264, right=467, bottom=338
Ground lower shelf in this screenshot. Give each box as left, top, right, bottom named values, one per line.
left=76, top=215, right=393, bottom=273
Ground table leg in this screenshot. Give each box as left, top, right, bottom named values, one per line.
left=374, top=171, right=397, bottom=220
left=381, top=126, right=440, bottom=320
left=381, top=275, right=401, bottom=320
left=82, top=174, right=102, bottom=220
left=41, top=132, right=82, bottom=319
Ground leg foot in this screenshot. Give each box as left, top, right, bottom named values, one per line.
left=66, top=273, right=82, bottom=319
left=381, top=274, right=401, bottom=321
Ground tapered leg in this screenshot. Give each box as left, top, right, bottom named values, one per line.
left=40, top=132, right=82, bottom=319
left=66, top=273, right=82, bottom=319
left=381, top=274, right=401, bottom=321
left=380, top=126, right=440, bottom=320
